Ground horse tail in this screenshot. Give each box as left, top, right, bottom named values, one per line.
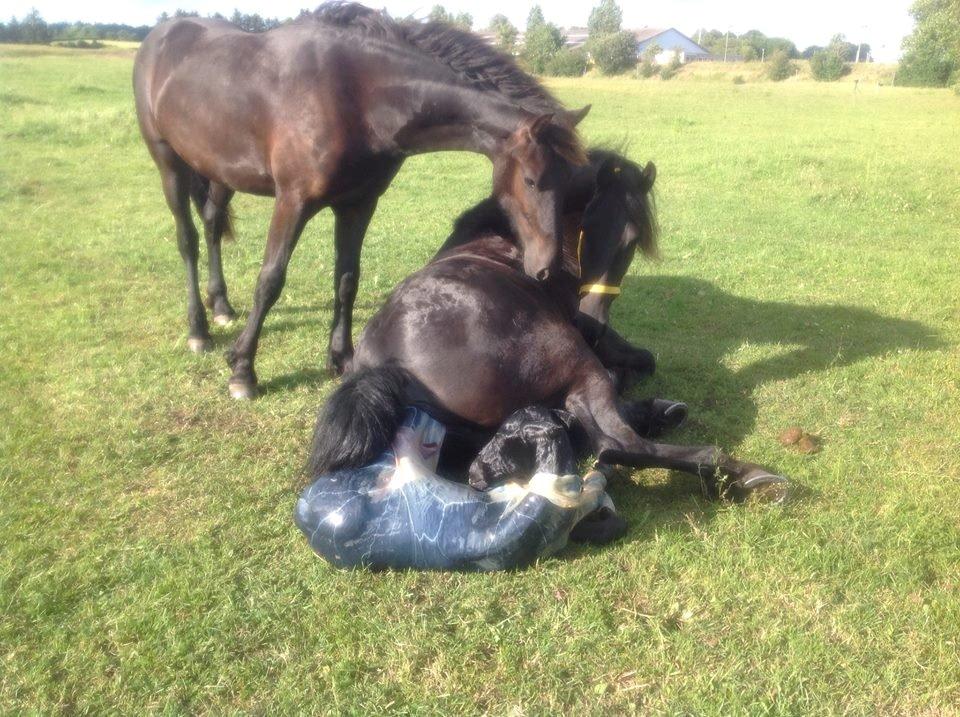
left=306, top=365, right=412, bottom=477
left=188, top=173, right=235, bottom=242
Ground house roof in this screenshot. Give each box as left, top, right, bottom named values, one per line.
left=632, top=27, right=668, bottom=43
left=631, top=26, right=710, bottom=54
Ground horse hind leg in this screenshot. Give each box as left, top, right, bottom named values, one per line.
left=153, top=143, right=210, bottom=353
left=190, top=178, right=237, bottom=325
left=328, top=197, right=379, bottom=375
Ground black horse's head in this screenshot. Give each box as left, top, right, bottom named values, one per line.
left=493, top=108, right=590, bottom=282
left=575, top=153, right=659, bottom=327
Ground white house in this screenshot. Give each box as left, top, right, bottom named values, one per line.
left=633, top=27, right=710, bottom=63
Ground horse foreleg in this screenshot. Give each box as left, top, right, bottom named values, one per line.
left=328, top=197, right=378, bottom=375
left=565, top=371, right=787, bottom=502
left=226, top=192, right=312, bottom=399
left=199, top=182, right=236, bottom=326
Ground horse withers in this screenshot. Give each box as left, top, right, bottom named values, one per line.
left=133, top=2, right=589, bottom=398
left=308, top=150, right=788, bottom=524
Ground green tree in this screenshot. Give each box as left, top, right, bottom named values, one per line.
left=21, top=8, right=50, bottom=43
left=546, top=46, right=588, bottom=76
left=428, top=5, right=453, bottom=23
left=590, top=30, right=637, bottom=74
left=452, top=12, right=473, bottom=29
left=828, top=33, right=856, bottom=61
left=4, top=15, right=22, bottom=42
left=526, top=5, right=545, bottom=30
left=587, top=0, right=622, bottom=37
left=522, top=21, right=563, bottom=73
left=897, top=0, right=960, bottom=86
left=488, top=14, right=518, bottom=53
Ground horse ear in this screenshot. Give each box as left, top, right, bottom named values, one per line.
left=527, top=113, right=555, bottom=140
left=642, top=161, right=657, bottom=190
left=561, top=104, right=591, bottom=128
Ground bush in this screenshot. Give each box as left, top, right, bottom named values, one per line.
left=658, top=50, right=682, bottom=80
left=895, top=47, right=955, bottom=87
left=638, top=59, right=658, bottom=78
left=767, top=50, right=795, bottom=81
left=810, top=50, right=848, bottom=81
left=589, top=31, right=637, bottom=75
left=60, top=39, right=105, bottom=49
left=546, top=47, right=588, bottom=76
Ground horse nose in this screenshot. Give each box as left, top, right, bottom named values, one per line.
left=536, top=268, right=551, bottom=282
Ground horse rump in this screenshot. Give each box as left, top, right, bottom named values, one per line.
left=306, top=365, right=412, bottom=477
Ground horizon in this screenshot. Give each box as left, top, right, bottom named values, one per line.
left=4, top=0, right=914, bottom=62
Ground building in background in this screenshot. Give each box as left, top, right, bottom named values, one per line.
left=632, top=27, right=711, bottom=63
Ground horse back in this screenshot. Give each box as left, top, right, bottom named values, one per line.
left=133, top=19, right=383, bottom=197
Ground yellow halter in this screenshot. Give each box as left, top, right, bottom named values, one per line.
left=577, top=229, right=622, bottom=297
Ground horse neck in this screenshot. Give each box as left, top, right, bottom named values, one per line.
left=389, top=84, right=527, bottom=157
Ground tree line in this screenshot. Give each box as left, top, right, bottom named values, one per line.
left=8, top=1, right=932, bottom=87
left=0, top=8, right=295, bottom=43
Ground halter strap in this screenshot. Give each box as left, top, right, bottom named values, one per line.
left=576, top=229, right=622, bottom=297
left=580, top=284, right=621, bottom=296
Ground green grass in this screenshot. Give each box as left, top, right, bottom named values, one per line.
left=2, top=45, right=959, bottom=714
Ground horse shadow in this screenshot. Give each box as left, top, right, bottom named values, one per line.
left=589, top=275, right=945, bottom=545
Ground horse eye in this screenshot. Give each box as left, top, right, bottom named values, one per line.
left=524, top=177, right=536, bottom=189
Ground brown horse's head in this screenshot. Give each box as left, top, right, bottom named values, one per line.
left=576, top=155, right=659, bottom=327
left=493, top=108, right=590, bottom=282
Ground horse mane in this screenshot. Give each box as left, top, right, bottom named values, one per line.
left=436, top=197, right=513, bottom=255
left=308, top=3, right=584, bottom=161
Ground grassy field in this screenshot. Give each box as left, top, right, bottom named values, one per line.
left=2, top=43, right=959, bottom=714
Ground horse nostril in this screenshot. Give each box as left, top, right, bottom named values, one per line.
left=536, top=268, right=550, bottom=282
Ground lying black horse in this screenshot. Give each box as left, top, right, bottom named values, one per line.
left=134, top=2, right=589, bottom=397
left=308, top=150, right=787, bottom=508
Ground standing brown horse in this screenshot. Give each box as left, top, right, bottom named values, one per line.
left=133, top=2, right=589, bottom=398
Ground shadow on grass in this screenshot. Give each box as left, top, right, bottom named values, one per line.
left=259, top=368, right=332, bottom=395
left=618, top=275, right=943, bottom=443
left=589, top=275, right=945, bottom=541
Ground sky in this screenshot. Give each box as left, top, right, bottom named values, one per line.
left=6, top=0, right=914, bottom=61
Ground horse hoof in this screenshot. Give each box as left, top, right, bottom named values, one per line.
left=212, top=313, right=235, bottom=327
left=187, top=337, right=211, bottom=353
left=734, top=473, right=789, bottom=504
left=228, top=381, right=257, bottom=400
left=662, top=401, right=688, bottom=430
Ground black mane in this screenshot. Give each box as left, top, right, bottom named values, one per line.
left=309, top=2, right=563, bottom=116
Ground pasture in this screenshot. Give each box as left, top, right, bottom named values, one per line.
left=1, top=44, right=959, bottom=713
